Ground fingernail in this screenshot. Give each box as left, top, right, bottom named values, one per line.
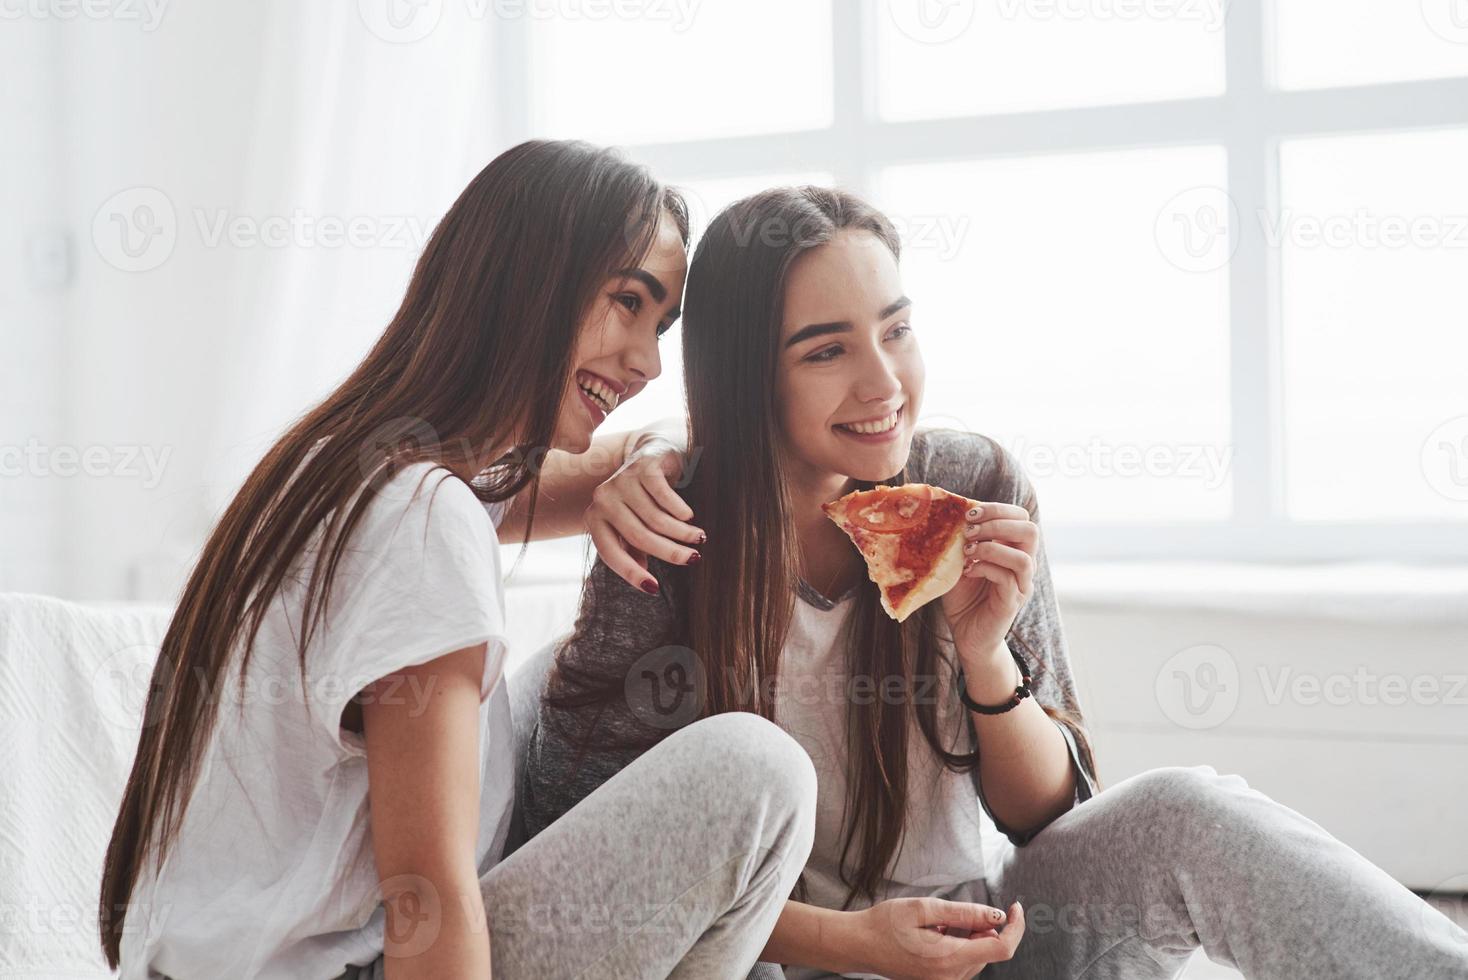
left=686, top=552, right=701, bottom=566
left=696, top=531, right=707, bottom=544
left=964, top=541, right=977, bottom=555
left=992, top=909, right=1005, bottom=921
left=641, top=580, right=659, bottom=595
left=967, top=506, right=981, bottom=519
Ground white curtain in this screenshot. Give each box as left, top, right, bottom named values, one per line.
left=204, top=1, right=505, bottom=515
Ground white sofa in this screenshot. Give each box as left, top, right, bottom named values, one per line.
left=0, top=592, right=561, bottom=979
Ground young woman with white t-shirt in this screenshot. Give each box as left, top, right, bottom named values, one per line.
left=99, top=141, right=817, bottom=979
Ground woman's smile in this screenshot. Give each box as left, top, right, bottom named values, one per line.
left=833, top=405, right=905, bottom=443
left=575, top=369, right=624, bottom=427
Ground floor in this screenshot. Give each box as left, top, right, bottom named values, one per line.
left=1177, top=894, right=1468, bottom=978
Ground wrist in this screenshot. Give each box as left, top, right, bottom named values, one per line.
left=628, top=417, right=687, bottom=457
left=625, top=431, right=685, bottom=477
left=625, top=430, right=668, bottom=459
left=826, top=907, right=875, bottom=974
left=959, top=640, right=1023, bottom=705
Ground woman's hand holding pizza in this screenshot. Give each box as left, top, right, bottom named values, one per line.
left=938, top=501, right=1039, bottom=672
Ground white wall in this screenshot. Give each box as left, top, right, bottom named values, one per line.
left=2, top=18, right=67, bottom=597
left=1065, top=602, right=1468, bottom=891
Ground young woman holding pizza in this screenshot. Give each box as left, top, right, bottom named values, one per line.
left=99, top=141, right=817, bottom=980
left=522, top=185, right=1468, bottom=979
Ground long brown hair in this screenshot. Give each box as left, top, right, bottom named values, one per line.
left=98, top=140, right=688, bottom=967
left=552, top=186, right=1096, bottom=909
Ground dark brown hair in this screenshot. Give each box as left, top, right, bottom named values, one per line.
left=98, top=140, right=688, bottom=967
left=553, top=186, right=1096, bottom=909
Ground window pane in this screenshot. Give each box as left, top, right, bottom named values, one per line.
left=611, top=172, right=834, bottom=433
left=1280, top=129, right=1468, bottom=521
left=877, top=148, right=1232, bottom=522
left=529, top=2, right=833, bottom=144
left=1275, top=0, right=1468, bottom=90
left=875, top=0, right=1225, bottom=120
left=673, top=171, right=833, bottom=246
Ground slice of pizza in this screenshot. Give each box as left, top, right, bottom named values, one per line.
left=821, top=483, right=979, bottom=622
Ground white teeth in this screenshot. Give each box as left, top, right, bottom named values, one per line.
left=577, top=373, right=619, bottom=413
left=837, top=410, right=900, bottom=435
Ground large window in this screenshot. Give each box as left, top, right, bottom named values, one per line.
left=502, top=0, right=1468, bottom=561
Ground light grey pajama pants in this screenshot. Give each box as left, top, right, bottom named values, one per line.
left=344, top=738, right=1468, bottom=978
left=966, top=764, right=1468, bottom=980
left=342, top=712, right=814, bottom=980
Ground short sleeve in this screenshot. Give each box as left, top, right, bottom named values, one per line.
left=307, top=463, right=509, bottom=755
left=914, top=429, right=1101, bottom=845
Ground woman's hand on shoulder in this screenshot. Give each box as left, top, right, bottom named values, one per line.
left=586, top=436, right=705, bottom=593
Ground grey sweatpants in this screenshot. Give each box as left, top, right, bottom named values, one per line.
left=973, top=764, right=1468, bottom=980
left=343, top=712, right=815, bottom=979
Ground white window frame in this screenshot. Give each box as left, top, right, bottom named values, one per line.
left=497, top=0, right=1468, bottom=563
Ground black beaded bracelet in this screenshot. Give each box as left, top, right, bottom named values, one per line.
left=956, top=644, right=1033, bottom=715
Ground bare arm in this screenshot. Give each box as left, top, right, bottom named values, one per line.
left=961, top=640, right=1078, bottom=837
left=925, top=428, right=1095, bottom=844
left=496, top=417, right=689, bottom=542
left=946, top=494, right=1081, bottom=838
left=759, top=901, right=861, bottom=972
left=362, top=644, right=491, bottom=979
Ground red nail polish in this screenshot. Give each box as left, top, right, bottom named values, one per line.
left=641, top=580, right=659, bottom=595
left=686, top=552, right=701, bottom=566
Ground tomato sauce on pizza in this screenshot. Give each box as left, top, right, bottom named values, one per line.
left=822, top=483, right=979, bottom=622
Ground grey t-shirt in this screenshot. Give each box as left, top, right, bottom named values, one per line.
left=521, top=429, right=1099, bottom=894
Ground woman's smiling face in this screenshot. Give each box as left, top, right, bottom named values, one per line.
left=553, top=209, right=687, bottom=453
left=775, top=229, right=924, bottom=486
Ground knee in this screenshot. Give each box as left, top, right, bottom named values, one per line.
left=1111, top=765, right=1246, bottom=833
left=671, top=713, right=818, bottom=820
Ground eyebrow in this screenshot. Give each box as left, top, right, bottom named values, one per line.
left=614, top=267, right=668, bottom=305
left=784, top=296, right=912, bottom=349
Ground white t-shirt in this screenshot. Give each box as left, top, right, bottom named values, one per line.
left=776, top=593, right=994, bottom=918
left=119, top=460, right=515, bottom=979
left=776, top=581, right=1097, bottom=980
